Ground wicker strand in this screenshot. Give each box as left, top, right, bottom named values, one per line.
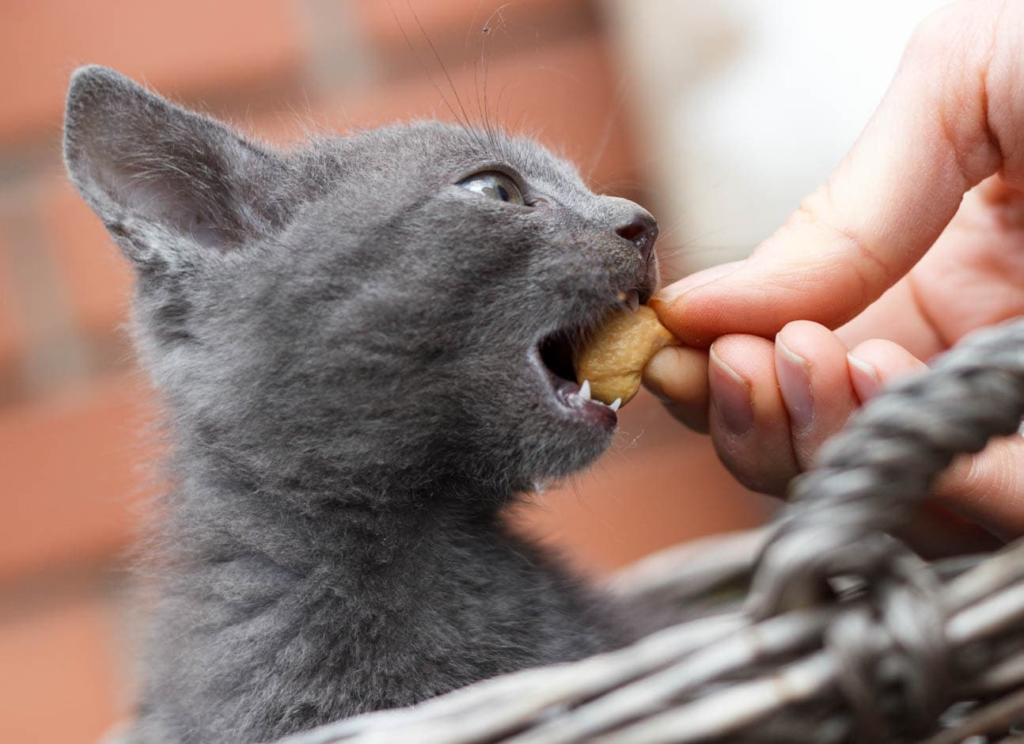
left=261, top=544, right=1024, bottom=744
left=752, top=317, right=1024, bottom=619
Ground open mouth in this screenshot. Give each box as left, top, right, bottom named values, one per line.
left=535, top=289, right=641, bottom=429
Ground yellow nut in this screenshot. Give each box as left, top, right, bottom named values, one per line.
left=576, top=306, right=678, bottom=407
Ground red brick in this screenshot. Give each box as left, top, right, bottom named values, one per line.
left=1, top=0, right=306, bottom=141
left=0, top=230, right=28, bottom=368
left=0, top=593, right=125, bottom=743
left=355, top=0, right=586, bottom=53
left=0, top=375, right=156, bottom=580
left=42, top=180, right=134, bottom=336
left=355, top=36, right=635, bottom=189
left=257, top=37, right=637, bottom=193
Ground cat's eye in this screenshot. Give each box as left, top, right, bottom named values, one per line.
left=457, top=171, right=527, bottom=206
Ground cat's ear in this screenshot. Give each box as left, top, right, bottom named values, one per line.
left=64, top=66, right=290, bottom=272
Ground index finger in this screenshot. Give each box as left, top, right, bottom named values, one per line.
left=654, top=0, right=1024, bottom=346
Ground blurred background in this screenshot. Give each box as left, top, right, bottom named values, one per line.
left=1, top=1, right=947, bottom=741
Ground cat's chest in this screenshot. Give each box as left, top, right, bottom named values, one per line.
left=283, top=548, right=606, bottom=712
left=150, top=523, right=616, bottom=740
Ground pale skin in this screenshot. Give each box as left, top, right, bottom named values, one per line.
left=643, top=0, right=1024, bottom=548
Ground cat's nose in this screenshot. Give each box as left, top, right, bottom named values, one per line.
left=615, top=212, right=659, bottom=263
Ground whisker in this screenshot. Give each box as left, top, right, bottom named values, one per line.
left=406, top=0, right=490, bottom=152
left=387, top=2, right=468, bottom=133
left=585, top=75, right=633, bottom=186
left=657, top=242, right=737, bottom=261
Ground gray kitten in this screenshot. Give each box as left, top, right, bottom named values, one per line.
left=64, top=66, right=660, bottom=744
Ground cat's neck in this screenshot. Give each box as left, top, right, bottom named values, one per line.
left=165, top=440, right=511, bottom=577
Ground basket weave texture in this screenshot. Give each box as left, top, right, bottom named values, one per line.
left=270, top=317, right=1024, bottom=744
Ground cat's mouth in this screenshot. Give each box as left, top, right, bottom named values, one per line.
left=534, top=290, right=642, bottom=429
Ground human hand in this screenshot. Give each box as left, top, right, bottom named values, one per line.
left=644, top=0, right=1024, bottom=542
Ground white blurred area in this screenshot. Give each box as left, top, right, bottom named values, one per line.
left=603, top=0, right=951, bottom=279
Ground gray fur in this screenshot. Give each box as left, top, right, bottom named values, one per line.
left=64, top=66, right=659, bottom=744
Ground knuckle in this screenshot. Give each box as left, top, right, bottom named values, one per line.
left=904, top=0, right=1006, bottom=182
left=904, top=2, right=964, bottom=62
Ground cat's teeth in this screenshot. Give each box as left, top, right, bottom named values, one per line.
left=579, top=380, right=592, bottom=401
left=609, top=398, right=622, bottom=412
left=615, top=290, right=640, bottom=313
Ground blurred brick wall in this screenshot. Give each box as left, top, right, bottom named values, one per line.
left=0, top=2, right=768, bottom=742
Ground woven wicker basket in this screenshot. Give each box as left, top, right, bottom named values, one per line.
left=107, top=317, right=1024, bottom=744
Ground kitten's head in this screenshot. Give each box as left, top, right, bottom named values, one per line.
left=64, top=66, right=659, bottom=503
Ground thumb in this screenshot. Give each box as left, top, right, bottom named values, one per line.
left=654, top=0, right=1022, bottom=346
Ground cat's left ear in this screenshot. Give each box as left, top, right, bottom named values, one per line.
left=64, top=66, right=291, bottom=270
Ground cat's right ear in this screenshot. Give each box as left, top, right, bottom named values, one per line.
left=64, top=66, right=291, bottom=275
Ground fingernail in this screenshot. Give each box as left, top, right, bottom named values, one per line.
left=775, top=338, right=813, bottom=431
left=847, top=354, right=881, bottom=401
left=655, top=259, right=745, bottom=304
left=709, top=348, right=753, bottom=434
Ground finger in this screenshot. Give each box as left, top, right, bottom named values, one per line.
left=774, top=321, right=859, bottom=470
left=845, top=338, right=928, bottom=402
left=653, top=0, right=1024, bottom=346
left=835, top=280, right=945, bottom=362
left=936, top=437, right=1024, bottom=540
left=642, top=345, right=711, bottom=432
left=845, top=341, right=1001, bottom=550
left=708, top=335, right=798, bottom=495
left=847, top=339, right=1024, bottom=540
